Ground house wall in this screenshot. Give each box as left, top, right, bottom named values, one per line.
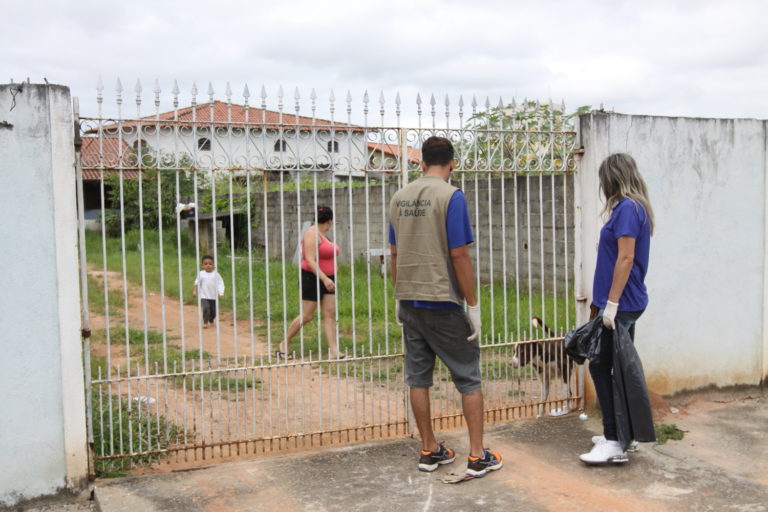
left=115, top=126, right=368, bottom=174
left=0, top=84, right=88, bottom=506
left=577, top=112, right=768, bottom=394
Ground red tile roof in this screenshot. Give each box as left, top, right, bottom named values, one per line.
left=85, top=101, right=360, bottom=133
left=367, top=142, right=421, bottom=164
left=79, top=137, right=139, bottom=180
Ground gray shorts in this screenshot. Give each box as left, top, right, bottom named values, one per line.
left=398, top=302, right=481, bottom=395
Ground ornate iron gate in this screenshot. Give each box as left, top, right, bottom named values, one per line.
left=76, top=80, right=582, bottom=473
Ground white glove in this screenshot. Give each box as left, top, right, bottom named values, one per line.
left=467, top=304, right=481, bottom=342
left=395, top=301, right=403, bottom=326
left=602, top=300, right=619, bottom=330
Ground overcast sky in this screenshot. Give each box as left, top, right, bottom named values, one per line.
left=3, top=0, right=767, bottom=124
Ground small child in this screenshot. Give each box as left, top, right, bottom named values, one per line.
left=193, top=255, right=225, bottom=328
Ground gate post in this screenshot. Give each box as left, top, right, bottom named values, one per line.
left=573, top=112, right=608, bottom=410
left=0, top=83, right=88, bottom=506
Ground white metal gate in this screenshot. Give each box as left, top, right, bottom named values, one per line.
left=76, top=80, right=582, bottom=474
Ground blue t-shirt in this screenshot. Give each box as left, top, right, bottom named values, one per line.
left=592, top=198, right=651, bottom=311
left=389, top=189, right=474, bottom=310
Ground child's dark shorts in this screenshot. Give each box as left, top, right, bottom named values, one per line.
left=301, top=269, right=335, bottom=302
left=398, top=301, right=481, bottom=395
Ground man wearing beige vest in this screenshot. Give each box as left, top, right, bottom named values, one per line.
left=389, top=136, right=503, bottom=478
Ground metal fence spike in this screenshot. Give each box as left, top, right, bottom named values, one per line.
left=498, top=97, right=504, bottom=109
left=96, top=76, right=104, bottom=92
left=484, top=96, right=490, bottom=109
left=153, top=79, right=161, bottom=95
left=310, top=88, right=317, bottom=100
left=191, top=81, right=198, bottom=96
left=346, top=90, right=352, bottom=104
left=294, top=86, right=300, bottom=100
left=277, top=85, right=284, bottom=99
left=329, top=89, right=336, bottom=102
left=260, top=85, right=267, bottom=99
left=172, top=80, right=180, bottom=96
left=242, top=83, right=250, bottom=100
left=471, top=95, right=477, bottom=108
left=378, top=91, right=385, bottom=105
left=429, top=93, right=436, bottom=106
left=207, top=82, right=215, bottom=101
left=225, top=82, right=232, bottom=101
left=458, top=95, right=464, bottom=108
left=395, top=92, right=401, bottom=106
left=444, top=94, right=450, bottom=107
left=115, top=78, right=123, bottom=93
left=416, top=93, right=422, bottom=105
left=363, top=90, right=369, bottom=104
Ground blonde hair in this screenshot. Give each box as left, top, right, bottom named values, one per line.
left=598, top=153, right=655, bottom=235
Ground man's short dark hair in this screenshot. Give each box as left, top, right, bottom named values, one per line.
left=202, top=255, right=214, bottom=263
left=421, top=136, right=455, bottom=167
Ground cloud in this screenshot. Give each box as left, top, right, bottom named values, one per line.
left=2, top=0, right=766, bottom=120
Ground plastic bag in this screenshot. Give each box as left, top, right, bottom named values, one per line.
left=611, top=321, right=656, bottom=448
left=564, top=316, right=604, bottom=365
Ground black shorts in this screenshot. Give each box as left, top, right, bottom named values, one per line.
left=301, top=269, right=335, bottom=302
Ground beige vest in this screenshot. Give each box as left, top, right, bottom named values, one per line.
left=389, top=175, right=463, bottom=304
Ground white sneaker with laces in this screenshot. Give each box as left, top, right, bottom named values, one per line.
left=591, top=435, right=639, bottom=452
left=579, top=440, right=628, bottom=464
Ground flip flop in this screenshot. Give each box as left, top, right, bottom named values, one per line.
left=274, top=350, right=294, bottom=361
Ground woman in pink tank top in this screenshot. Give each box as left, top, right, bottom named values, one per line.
left=277, top=206, right=342, bottom=360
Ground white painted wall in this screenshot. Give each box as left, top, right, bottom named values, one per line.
left=0, top=84, right=88, bottom=506
left=577, top=112, right=767, bottom=394
left=118, top=126, right=368, bottom=173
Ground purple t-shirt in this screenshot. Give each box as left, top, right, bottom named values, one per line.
left=592, top=198, right=651, bottom=311
left=390, top=190, right=474, bottom=310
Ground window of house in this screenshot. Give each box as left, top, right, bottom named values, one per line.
left=327, top=140, right=339, bottom=153
left=274, top=139, right=287, bottom=152
left=197, top=137, right=211, bottom=151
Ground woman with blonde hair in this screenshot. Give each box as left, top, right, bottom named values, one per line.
left=580, top=153, right=655, bottom=464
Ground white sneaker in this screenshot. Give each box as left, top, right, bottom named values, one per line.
left=548, top=406, right=571, bottom=417
left=591, top=435, right=639, bottom=452
left=579, top=440, right=628, bottom=464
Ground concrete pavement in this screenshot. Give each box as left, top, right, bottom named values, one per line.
left=94, top=389, right=767, bottom=512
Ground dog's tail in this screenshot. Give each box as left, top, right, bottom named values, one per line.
left=531, top=316, right=555, bottom=338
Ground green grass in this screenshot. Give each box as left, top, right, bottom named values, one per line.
left=85, top=228, right=575, bottom=359
left=91, top=327, right=171, bottom=345
left=87, top=274, right=125, bottom=316
left=91, top=390, right=185, bottom=476
left=655, top=423, right=685, bottom=444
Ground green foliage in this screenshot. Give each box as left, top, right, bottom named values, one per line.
left=655, top=423, right=685, bottom=444
left=459, top=101, right=590, bottom=172
left=103, top=168, right=195, bottom=236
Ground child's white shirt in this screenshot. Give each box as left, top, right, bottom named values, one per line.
left=195, top=270, right=225, bottom=299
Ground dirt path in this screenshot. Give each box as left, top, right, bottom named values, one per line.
left=88, top=268, right=270, bottom=366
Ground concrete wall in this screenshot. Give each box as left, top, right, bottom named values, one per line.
left=0, top=84, right=88, bottom=506
left=577, top=112, right=768, bottom=394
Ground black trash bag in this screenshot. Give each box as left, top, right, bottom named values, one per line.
left=564, top=316, right=604, bottom=365
left=611, top=320, right=656, bottom=449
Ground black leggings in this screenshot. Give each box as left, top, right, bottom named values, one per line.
left=588, top=309, right=643, bottom=441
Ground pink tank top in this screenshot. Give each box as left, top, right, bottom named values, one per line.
left=301, top=232, right=339, bottom=276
